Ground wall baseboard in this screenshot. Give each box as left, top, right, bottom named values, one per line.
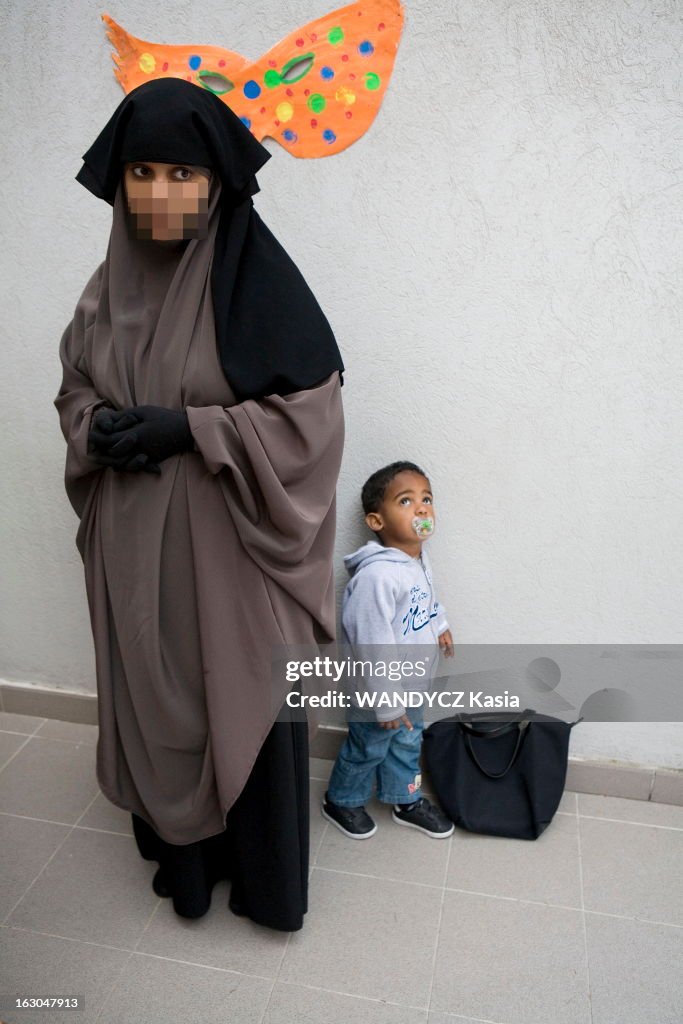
left=3, top=682, right=681, bottom=807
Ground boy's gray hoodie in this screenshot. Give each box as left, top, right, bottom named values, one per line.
left=341, top=541, right=449, bottom=721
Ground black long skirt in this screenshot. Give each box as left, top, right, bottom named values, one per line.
left=131, top=718, right=310, bottom=931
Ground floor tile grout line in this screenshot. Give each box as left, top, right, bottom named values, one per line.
left=0, top=810, right=78, bottom=828
left=263, top=804, right=399, bottom=1024
left=311, top=864, right=585, bottom=913
left=576, top=800, right=594, bottom=1024
left=0, top=718, right=46, bottom=737
left=425, top=832, right=454, bottom=1015
left=121, top=949, right=275, bottom=981
left=258, top=816, right=329, bottom=1023
left=0, top=729, right=47, bottom=739
left=8, top=805, right=683, bottom=834
left=311, top=863, right=445, bottom=892
left=442, top=886, right=582, bottom=913
left=93, top=950, right=136, bottom=1023
left=10, top=913, right=516, bottom=1015
left=0, top=809, right=135, bottom=839
left=312, top=789, right=683, bottom=827
left=257, top=977, right=432, bottom=1016
left=131, top=895, right=163, bottom=954
left=73, top=824, right=134, bottom=837
left=2, top=922, right=278, bottom=985
left=312, top=820, right=329, bottom=867
left=311, top=780, right=683, bottom=829
left=582, top=909, right=683, bottom=930
left=2, top=788, right=104, bottom=927
left=0, top=923, right=137, bottom=954
left=0, top=734, right=34, bottom=773
left=576, top=813, right=683, bottom=832
left=24, top=734, right=97, bottom=747
left=5, top=830, right=678, bottom=935
left=72, top=788, right=105, bottom=829
left=1, top=815, right=82, bottom=927
left=257, top=931, right=293, bottom=1024
left=425, top=1011, right=510, bottom=1023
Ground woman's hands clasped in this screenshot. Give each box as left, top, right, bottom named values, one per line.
left=88, top=405, right=194, bottom=474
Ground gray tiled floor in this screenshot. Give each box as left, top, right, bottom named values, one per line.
left=0, top=713, right=681, bottom=1024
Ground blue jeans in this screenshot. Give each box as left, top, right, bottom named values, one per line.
left=327, top=716, right=424, bottom=806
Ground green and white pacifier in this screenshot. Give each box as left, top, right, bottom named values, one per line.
left=412, top=516, right=434, bottom=538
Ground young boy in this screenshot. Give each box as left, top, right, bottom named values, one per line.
left=323, top=461, right=455, bottom=839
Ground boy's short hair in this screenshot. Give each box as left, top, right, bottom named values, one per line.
left=361, top=461, right=428, bottom=515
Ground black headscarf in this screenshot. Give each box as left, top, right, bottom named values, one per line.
left=76, top=78, right=344, bottom=401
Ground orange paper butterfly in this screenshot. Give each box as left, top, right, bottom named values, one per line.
left=103, top=0, right=404, bottom=158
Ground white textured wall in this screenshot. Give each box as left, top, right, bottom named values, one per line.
left=1, top=1, right=681, bottom=767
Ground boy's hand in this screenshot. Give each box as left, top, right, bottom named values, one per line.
left=378, top=714, right=413, bottom=731
left=438, top=629, right=455, bottom=658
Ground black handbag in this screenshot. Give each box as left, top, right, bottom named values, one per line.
left=422, top=710, right=579, bottom=840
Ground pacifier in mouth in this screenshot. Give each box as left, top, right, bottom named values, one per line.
left=412, top=516, right=434, bottom=539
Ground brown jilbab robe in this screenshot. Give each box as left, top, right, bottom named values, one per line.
left=55, top=161, right=344, bottom=930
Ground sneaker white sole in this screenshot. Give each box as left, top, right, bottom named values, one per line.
left=391, top=811, right=454, bottom=838
left=321, top=804, right=378, bottom=839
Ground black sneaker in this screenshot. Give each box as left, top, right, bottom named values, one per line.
left=392, top=797, right=454, bottom=838
left=322, top=792, right=377, bottom=839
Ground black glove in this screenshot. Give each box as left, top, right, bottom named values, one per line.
left=89, top=405, right=194, bottom=467
left=88, top=410, right=159, bottom=474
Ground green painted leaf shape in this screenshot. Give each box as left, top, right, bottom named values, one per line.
left=281, top=53, right=315, bottom=84
left=197, top=70, right=234, bottom=94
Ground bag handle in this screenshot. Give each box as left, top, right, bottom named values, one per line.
left=463, top=720, right=530, bottom=779
left=460, top=720, right=519, bottom=739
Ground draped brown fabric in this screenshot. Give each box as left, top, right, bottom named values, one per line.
left=55, top=176, right=344, bottom=845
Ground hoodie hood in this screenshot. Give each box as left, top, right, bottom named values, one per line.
left=343, top=540, right=416, bottom=578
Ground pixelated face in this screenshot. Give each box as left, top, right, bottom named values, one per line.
left=123, top=161, right=211, bottom=241
left=367, top=471, right=436, bottom=549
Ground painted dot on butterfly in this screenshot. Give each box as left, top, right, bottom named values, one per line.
left=282, top=129, right=298, bottom=143
left=323, top=129, right=337, bottom=144
left=286, top=88, right=294, bottom=96
left=188, top=54, right=202, bottom=70
left=341, top=54, right=349, bottom=62
left=321, top=66, right=335, bottom=80
left=268, top=60, right=277, bottom=67
left=260, top=106, right=267, bottom=114
left=378, top=22, right=385, bottom=30
left=345, top=110, right=353, bottom=119
left=310, top=118, right=318, bottom=127
left=162, top=61, right=169, bottom=72
left=358, top=41, right=374, bottom=56
left=243, top=80, right=261, bottom=99
left=364, top=72, right=381, bottom=90
left=276, top=102, right=294, bottom=122
left=328, top=27, right=344, bottom=45
left=296, top=37, right=304, bottom=47
left=219, top=59, right=226, bottom=67
left=138, top=52, right=155, bottom=73
left=307, top=93, right=326, bottom=113
left=335, top=86, right=356, bottom=105
left=240, top=116, right=252, bottom=129
left=264, top=69, right=281, bottom=88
